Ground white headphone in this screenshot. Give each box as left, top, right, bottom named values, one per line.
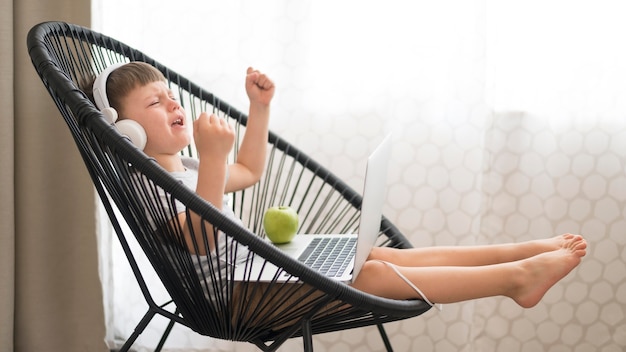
left=93, top=62, right=147, bottom=150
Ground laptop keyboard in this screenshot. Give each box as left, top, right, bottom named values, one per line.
left=297, top=237, right=357, bottom=278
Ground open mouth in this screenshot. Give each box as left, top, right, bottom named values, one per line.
left=172, top=118, right=184, bottom=126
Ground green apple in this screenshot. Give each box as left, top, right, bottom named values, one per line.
left=263, top=206, right=299, bottom=244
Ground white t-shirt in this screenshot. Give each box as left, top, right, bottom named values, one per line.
left=165, top=157, right=250, bottom=297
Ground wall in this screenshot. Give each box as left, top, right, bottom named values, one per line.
left=94, top=1, right=626, bottom=351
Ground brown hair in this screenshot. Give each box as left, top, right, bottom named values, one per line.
left=82, top=61, right=166, bottom=112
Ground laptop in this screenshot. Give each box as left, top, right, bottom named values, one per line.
left=234, top=134, right=392, bottom=284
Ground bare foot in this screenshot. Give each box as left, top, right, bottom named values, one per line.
left=526, top=233, right=584, bottom=254
left=510, top=236, right=587, bottom=308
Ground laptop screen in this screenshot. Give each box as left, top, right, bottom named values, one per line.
left=351, top=133, right=392, bottom=282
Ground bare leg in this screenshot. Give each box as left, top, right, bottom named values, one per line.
left=369, top=233, right=581, bottom=267
left=352, top=235, right=587, bottom=307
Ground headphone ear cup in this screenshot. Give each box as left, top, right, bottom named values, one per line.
left=101, top=107, right=119, bottom=124
left=115, top=119, right=147, bottom=151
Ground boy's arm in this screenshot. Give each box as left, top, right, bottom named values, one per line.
left=179, top=114, right=234, bottom=255
left=225, top=67, right=274, bottom=193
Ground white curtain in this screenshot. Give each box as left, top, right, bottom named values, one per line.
left=94, top=0, right=626, bottom=351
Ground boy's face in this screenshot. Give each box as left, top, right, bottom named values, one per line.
left=120, top=81, right=190, bottom=157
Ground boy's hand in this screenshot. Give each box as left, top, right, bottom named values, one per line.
left=245, top=67, right=275, bottom=107
left=193, top=112, right=235, bottom=160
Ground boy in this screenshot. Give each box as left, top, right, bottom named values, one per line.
left=86, top=61, right=587, bottom=309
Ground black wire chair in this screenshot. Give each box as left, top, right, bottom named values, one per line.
left=27, top=21, right=431, bottom=352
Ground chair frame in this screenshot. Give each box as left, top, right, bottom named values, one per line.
left=27, top=21, right=431, bottom=352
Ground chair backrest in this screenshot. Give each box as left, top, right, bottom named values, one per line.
left=27, top=21, right=429, bottom=348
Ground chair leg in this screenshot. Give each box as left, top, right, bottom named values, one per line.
left=154, top=318, right=177, bottom=352
left=117, top=310, right=157, bottom=352
left=302, top=319, right=314, bottom=352
left=377, top=323, right=394, bottom=352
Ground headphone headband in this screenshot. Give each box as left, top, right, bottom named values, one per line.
left=93, top=62, right=127, bottom=110
left=92, top=62, right=148, bottom=150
